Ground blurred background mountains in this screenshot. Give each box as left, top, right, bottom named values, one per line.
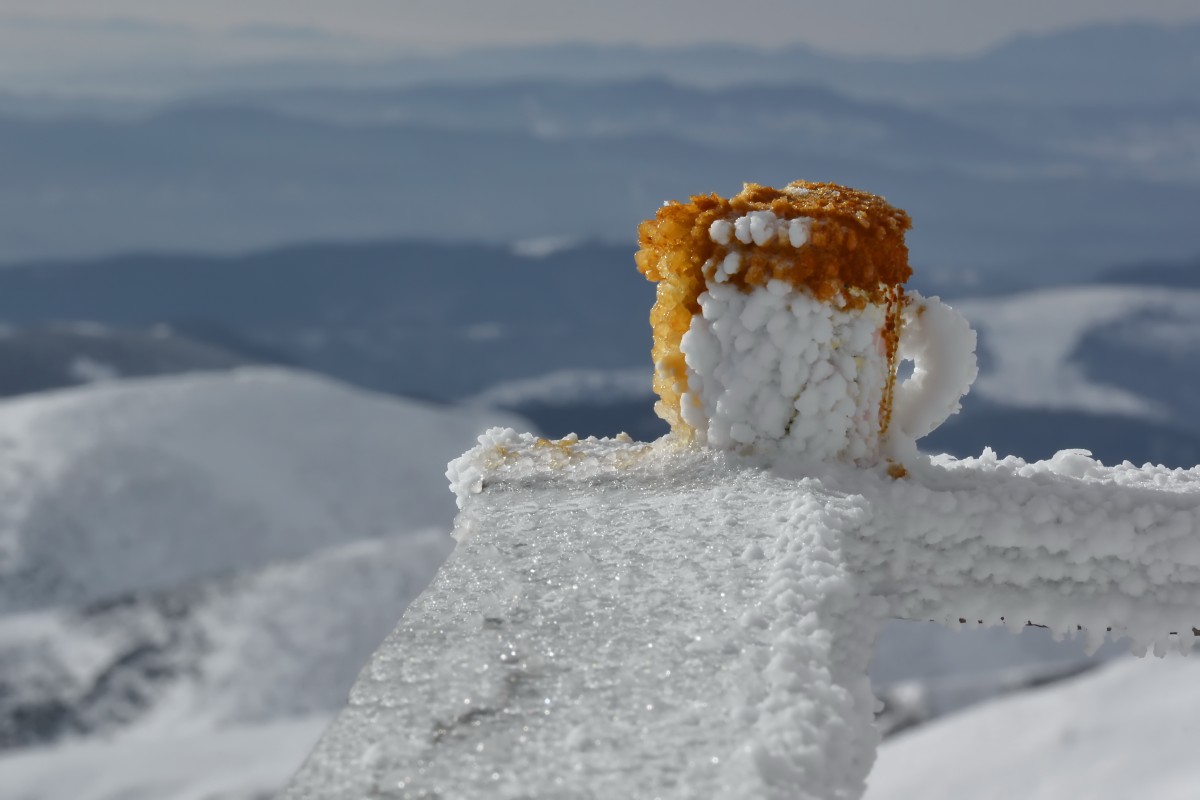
left=2, top=13, right=1200, bottom=798
left=3, top=21, right=1200, bottom=462
left=3, top=22, right=1200, bottom=271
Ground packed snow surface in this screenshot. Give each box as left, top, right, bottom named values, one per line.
left=0, top=715, right=328, bottom=800
left=288, top=431, right=1200, bottom=799
left=867, top=655, right=1200, bottom=800
left=0, top=367, right=523, bottom=611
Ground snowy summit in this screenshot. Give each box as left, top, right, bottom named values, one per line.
left=283, top=182, right=1200, bottom=799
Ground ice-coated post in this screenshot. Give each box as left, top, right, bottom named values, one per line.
left=636, top=181, right=976, bottom=463
left=282, top=181, right=1200, bottom=800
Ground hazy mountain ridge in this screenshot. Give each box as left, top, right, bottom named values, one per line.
left=2, top=238, right=1198, bottom=420
left=8, top=20, right=1191, bottom=105
left=1103, top=255, right=1200, bottom=287
left=0, top=241, right=654, bottom=400
left=196, top=21, right=1200, bottom=106
left=0, top=323, right=260, bottom=398
left=194, top=78, right=1040, bottom=167
left=1, top=21, right=1199, bottom=269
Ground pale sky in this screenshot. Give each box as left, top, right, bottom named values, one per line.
left=3, top=0, right=1200, bottom=56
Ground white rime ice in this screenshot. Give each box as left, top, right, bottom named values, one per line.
left=679, top=281, right=889, bottom=462
left=674, top=278, right=974, bottom=464
left=891, top=292, right=979, bottom=443
left=286, top=432, right=1200, bottom=800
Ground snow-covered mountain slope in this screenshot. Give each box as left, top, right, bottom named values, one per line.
left=0, top=367, right=525, bottom=612
left=956, top=284, right=1200, bottom=422
left=0, top=530, right=453, bottom=750
left=869, top=619, right=1118, bottom=735
left=866, top=655, right=1200, bottom=800
left=0, top=714, right=330, bottom=800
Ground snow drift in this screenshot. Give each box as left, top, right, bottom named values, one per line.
left=0, top=367, right=525, bottom=612
left=867, top=655, right=1200, bottom=800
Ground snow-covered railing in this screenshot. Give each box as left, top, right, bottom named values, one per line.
left=281, top=182, right=1200, bottom=800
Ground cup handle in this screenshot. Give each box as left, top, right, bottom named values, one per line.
left=890, top=291, right=978, bottom=442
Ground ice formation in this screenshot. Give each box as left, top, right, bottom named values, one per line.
left=635, top=181, right=915, bottom=445
left=889, top=292, right=979, bottom=452
left=679, top=279, right=889, bottom=461
left=283, top=181, right=1200, bottom=799
left=286, top=433, right=1200, bottom=799
left=636, top=181, right=975, bottom=464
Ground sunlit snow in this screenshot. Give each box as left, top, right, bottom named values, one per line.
left=286, top=430, right=1200, bottom=798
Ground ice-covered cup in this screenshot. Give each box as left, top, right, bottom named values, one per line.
left=635, top=180, right=977, bottom=463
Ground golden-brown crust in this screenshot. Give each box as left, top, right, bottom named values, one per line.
left=636, top=180, right=912, bottom=298
left=635, top=180, right=913, bottom=434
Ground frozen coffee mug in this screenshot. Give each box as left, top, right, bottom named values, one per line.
left=636, top=181, right=977, bottom=463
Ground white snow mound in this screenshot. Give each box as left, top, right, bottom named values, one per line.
left=0, top=367, right=526, bottom=611
left=0, top=715, right=329, bottom=800
left=867, top=655, right=1200, bottom=800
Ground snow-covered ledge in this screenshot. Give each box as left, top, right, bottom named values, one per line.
left=281, top=182, right=1200, bottom=800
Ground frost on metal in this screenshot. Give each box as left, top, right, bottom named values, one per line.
left=284, top=434, right=1200, bottom=800
left=282, top=182, right=1200, bottom=798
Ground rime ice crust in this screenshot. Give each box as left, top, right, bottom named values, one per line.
left=637, top=181, right=911, bottom=450
left=680, top=281, right=890, bottom=461
left=892, top=295, right=979, bottom=443
left=446, top=432, right=1200, bottom=659
left=286, top=436, right=1200, bottom=800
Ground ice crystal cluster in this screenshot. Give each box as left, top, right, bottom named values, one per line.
left=282, top=181, right=1198, bottom=799
left=673, top=279, right=887, bottom=460
left=286, top=434, right=1200, bottom=800
left=635, top=181, right=913, bottom=443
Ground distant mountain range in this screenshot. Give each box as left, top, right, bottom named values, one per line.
left=0, top=100, right=1196, bottom=275
left=7, top=21, right=1197, bottom=107
left=0, top=323, right=261, bottom=397
left=0, top=21, right=1196, bottom=273
left=200, top=78, right=1040, bottom=170
left=0, top=241, right=653, bottom=401
left=1104, top=255, right=1200, bottom=287
left=0, top=238, right=1198, bottom=469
